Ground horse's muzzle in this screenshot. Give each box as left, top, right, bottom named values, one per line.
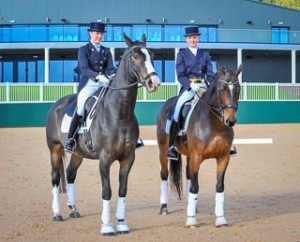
left=146, top=74, right=161, bottom=92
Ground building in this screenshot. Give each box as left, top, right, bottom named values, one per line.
left=0, top=0, right=299, bottom=84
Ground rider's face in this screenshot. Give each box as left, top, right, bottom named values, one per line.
left=89, top=31, right=104, bottom=45
left=186, top=35, right=199, bottom=48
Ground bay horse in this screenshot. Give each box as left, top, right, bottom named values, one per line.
left=46, top=33, right=160, bottom=236
left=157, top=64, right=242, bottom=227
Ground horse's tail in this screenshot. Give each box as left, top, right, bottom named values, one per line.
left=59, top=152, right=67, bottom=193
left=169, top=153, right=183, bottom=200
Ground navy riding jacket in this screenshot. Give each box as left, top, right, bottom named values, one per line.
left=176, top=48, right=215, bottom=94
left=77, top=42, right=116, bottom=91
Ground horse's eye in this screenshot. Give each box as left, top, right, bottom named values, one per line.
left=132, top=53, right=141, bottom=59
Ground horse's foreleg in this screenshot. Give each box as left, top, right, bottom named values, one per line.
left=215, top=157, right=230, bottom=227
left=115, top=155, right=135, bottom=234
left=99, top=154, right=115, bottom=236
left=186, top=157, right=201, bottom=228
left=66, top=154, right=83, bottom=219
left=50, top=144, right=64, bottom=221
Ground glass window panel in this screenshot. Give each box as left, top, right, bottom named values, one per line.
left=122, top=26, right=132, bottom=39
left=208, top=27, right=217, bottom=42
left=148, top=25, right=162, bottom=41
left=79, top=25, right=89, bottom=42
left=200, top=27, right=208, bottom=42
left=18, top=62, right=26, bottom=82
left=12, top=25, right=29, bottom=42
left=49, top=25, right=64, bottom=42
left=113, top=26, right=123, bottom=41
left=1, top=27, right=11, bottom=42
left=104, top=25, right=113, bottom=41
left=3, top=62, right=13, bottom=82
left=50, top=61, right=63, bottom=82
left=37, top=61, right=45, bottom=82
left=27, top=62, right=36, bottom=82
left=64, top=25, right=78, bottom=41
left=165, top=60, right=175, bottom=82
left=132, top=25, right=146, bottom=41
left=164, top=25, right=181, bottom=41
left=280, top=28, right=289, bottom=43
left=272, top=27, right=280, bottom=43
left=64, top=60, right=78, bottom=82
left=29, top=25, right=47, bottom=41
left=154, top=60, right=162, bottom=81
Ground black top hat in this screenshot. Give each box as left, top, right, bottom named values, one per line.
left=87, top=22, right=106, bottom=32
left=184, top=27, right=201, bottom=37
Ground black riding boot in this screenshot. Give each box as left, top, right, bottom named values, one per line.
left=230, top=145, right=237, bottom=157
left=167, top=121, right=179, bottom=161
left=65, top=113, right=82, bottom=153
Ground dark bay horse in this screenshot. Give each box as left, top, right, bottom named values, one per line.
left=157, top=64, right=242, bottom=228
left=46, top=33, right=160, bottom=235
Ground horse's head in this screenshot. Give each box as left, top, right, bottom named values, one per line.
left=123, top=33, right=160, bottom=92
left=215, top=64, right=243, bottom=127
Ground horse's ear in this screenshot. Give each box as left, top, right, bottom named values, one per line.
left=236, top=64, right=243, bottom=76
left=216, top=63, right=226, bottom=77
left=123, top=33, right=133, bottom=46
left=141, top=34, right=147, bottom=46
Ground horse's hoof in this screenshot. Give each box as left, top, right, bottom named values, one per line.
left=52, top=214, right=63, bottom=221
left=186, top=216, right=198, bottom=228
left=159, top=204, right=168, bottom=215
left=215, top=216, right=228, bottom=227
left=70, top=210, right=80, bottom=218
left=101, top=223, right=116, bottom=236
left=116, top=221, right=130, bottom=234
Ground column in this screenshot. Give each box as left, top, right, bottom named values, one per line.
left=237, top=48, right=243, bottom=82
left=291, top=50, right=296, bottom=84
left=44, top=48, right=50, bottom=83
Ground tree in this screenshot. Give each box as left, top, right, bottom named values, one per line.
left=260, top=0, right=300, bottom=10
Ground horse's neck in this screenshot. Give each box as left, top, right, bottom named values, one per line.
left=105, top=61, right=138, bottom=117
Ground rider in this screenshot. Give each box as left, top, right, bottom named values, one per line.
left=166, top=26, right=237, bottom=160
left=65, top=22, right=144, bottom=152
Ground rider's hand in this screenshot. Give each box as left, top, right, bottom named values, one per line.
left=95, top=74, right=110, bottom=85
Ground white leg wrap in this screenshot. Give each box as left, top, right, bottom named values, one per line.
left=186, top=180, right=191, bottom=201
left=101, top=199, right=111, bottom=225
left=215, top=192, right=225, bottom=217
left=52, top=186, right=61, bottom=215
left=187, top=192, right=198, bottom=217
left=116, top=197, right=126, bottom=220
left=66, top=183, right=75, bottom=206
left=160, top=180, right=168, bottom=204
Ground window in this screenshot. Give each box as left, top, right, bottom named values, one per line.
left=29, top=25, right=47, bottom=42
left=164, top=25, right=181, bottom=41
left=272, top=27, right=289, bottom=44
left=12, top=25, right=29, bottom=42
left=165, top=61, right=175, bottom=82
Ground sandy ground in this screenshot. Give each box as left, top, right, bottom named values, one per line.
left=0, top=124, right=300, bottom=242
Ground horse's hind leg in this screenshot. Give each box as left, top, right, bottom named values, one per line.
left=159, top=136, right=169, bottom=215
left=50, top=143, right=65, bottom=221
left=215, top=157, right=230, bottom=227
left=66, top=154, right=83, bottom=218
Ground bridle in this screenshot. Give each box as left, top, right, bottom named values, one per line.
left=201, top=77, right=240, bottom=122
left=107, top=45, right=157, bottom=90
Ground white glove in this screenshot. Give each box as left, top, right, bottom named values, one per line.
left=190, top=82, right=206, bottom=92
left=95, top=74, right=110, bottom=85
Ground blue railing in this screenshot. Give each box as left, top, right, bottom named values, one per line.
left=1, top=24, right=299, bottom=44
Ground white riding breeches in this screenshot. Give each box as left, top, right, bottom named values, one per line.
left=76, top=78, right=106, bottom=116
left=173, top=89, right=196, bottom=122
